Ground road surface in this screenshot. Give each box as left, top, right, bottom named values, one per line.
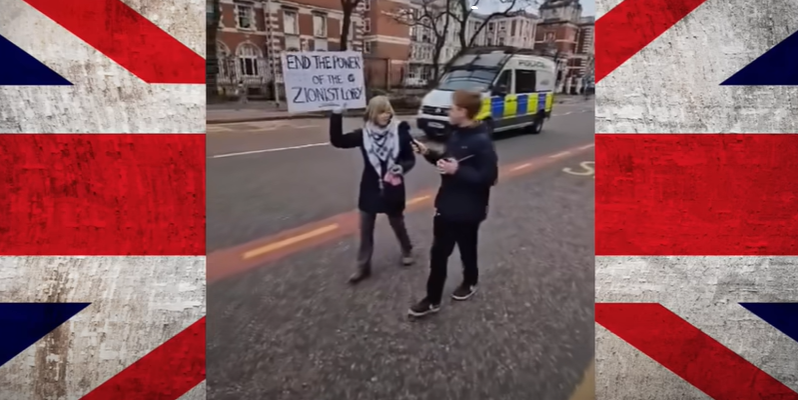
left=206, top=99, right=596, bottom=400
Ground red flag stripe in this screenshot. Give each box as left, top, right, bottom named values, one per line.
left=80, top=317, right=206, bottom=400
left=595, top=134, right=798, bottom=256
left=595, top=0, right=708, bottom=82
left=0, top=134, right=205, bottom=256
left=596, top=303, right=798, bottom=399
left=22, top=0, right=205, bottom=84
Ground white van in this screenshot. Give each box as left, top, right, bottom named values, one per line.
left=416, top=47, right=556, bottom=139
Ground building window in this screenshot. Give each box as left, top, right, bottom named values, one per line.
left=216, top=41, right=233, bottom=79
left=285, top=34, right=300, bottom=51
left=363, top=18, right=371, bottom=33
left=363, top=0, right=370, bottom=11
left=515, top=69, right=537, bottom=93
left=545, top=32, right=555, bottom=42
left=283, top=9, right=298, bottom=35
left=235, top=3, right=253, bottom=30
left=313, top=14, right=326, bottom=37
left=364, top=41, right=372, bottom=54
left=237, top=43, right=262, bottom=77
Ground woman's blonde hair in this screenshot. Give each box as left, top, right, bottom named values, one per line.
left=363, top=95, right=395, bottom=123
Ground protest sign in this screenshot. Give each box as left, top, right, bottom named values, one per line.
left=281, top=51, right=366, bottom=113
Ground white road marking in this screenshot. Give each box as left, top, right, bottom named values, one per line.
left=210, top=142, right=330, bottom=159
left=207, top=125, right=234, bottom=133
left=579, top=143, right=595, bottom=150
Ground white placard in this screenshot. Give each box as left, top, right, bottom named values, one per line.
left=281, top=51, right=366, bottom=113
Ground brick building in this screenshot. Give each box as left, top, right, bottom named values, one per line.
left=470, top=10, right=539, bottom=49
left=361, top=0, right=412, bottom=88
left=216, top=0, right=364, bottom=97
left=215, top=0, right=411, bottom=96
left=534, top=0, right=593, bottom=93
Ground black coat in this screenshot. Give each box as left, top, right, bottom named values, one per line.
left=329, top=113, right=416, bottom=216
left=422, top=122, right=498, bottom=222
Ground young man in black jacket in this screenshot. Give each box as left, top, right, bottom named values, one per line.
left=408, top=90, right=499, bottom=318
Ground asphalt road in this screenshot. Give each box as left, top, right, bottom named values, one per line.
left=206, top=100, right=596, bottom=400
left=207, top=101, right=594, bottom=252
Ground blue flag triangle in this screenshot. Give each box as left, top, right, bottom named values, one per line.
left=0, top=34, right=72, bottom=86
left=740, top=302, right=798, bottom=343
left=0, top=303, right=90, bottom=367
left=722, top=30, right=798, bottom=86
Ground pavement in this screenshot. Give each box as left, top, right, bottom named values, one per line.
left=206, top=99, right=596, bottom=400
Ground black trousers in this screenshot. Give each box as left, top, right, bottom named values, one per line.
left=426, top=214, right=481, bottom=304
left=356, top=211, right=413, bottom=270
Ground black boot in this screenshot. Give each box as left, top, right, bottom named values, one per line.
left=348, top=267, right=371, bottom=284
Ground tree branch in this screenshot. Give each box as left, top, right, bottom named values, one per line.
left=339, top=0, right=363, bottom=50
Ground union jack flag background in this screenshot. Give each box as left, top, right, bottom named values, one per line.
left=0, top=0, right=206, bottom=399
left=595, top=0, right=798, bottom=399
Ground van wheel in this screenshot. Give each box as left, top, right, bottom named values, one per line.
left=483, top=119, right=495, bottom=138
left=530, top=117, right=544, bottom=134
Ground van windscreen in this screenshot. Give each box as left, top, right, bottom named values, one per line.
left=436, top=69, right=498, bottom=92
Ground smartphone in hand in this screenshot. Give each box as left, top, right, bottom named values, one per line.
left=411, top=139, right=428, bottom=155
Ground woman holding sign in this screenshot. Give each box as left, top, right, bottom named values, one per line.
left=329, top=96, right=416, bottom=284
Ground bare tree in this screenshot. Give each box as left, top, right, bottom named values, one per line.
left=392, top=0, right=454, bottom=85
left=442, top=0, right=538, bottom=66
left=460, top=0, right=531, bottom=46
left=339, top=0, right=363, bottom=51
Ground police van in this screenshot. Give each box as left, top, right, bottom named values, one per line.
left=416, top=47, right=556, bottom=139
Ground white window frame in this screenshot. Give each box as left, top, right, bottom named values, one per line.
left=363, top=0, right=370, bottom=11
left=314, top=38, right=328, bottom=51
left=312, top=13, right=327, bottom=38
left=283, top=9, right=299, bottom=35
left=237, top=44, right=262, bottom=77
left=235, top=3, right=254, bottom=30
left=363, top=18, right=371, bottom=33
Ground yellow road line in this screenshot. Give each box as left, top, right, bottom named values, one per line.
left=551, top=151, right=572, bottom=158
left=407, top=195, right=431, bottom=205
left=510, top=162, right=532, bottom=171
left=242, top=224, right=340, bottom=260
left=567, top=360, right=595, bottom=400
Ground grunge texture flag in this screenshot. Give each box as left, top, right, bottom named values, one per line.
left=594, top=0, right=798, bottom=399
left=0, top=1, right=206, bottom=399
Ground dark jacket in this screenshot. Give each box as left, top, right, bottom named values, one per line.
left=423, top=122, right=498, bottom=222
left=329, top=112, right=416, bottom=215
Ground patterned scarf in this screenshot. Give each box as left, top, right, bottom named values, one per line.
left=363, top=119, right=400, bottom=190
